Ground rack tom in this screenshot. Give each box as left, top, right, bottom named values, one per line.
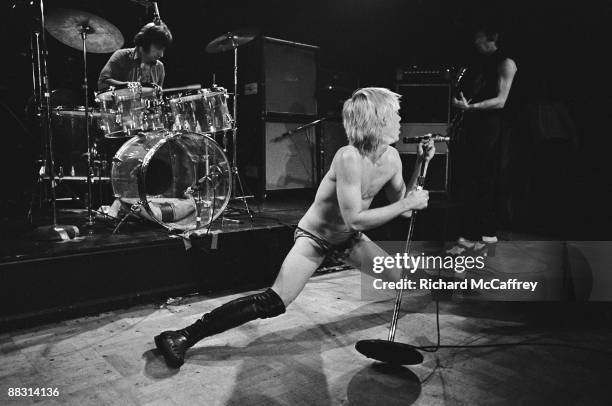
left=96, top=82, right=165, bottom=138
left=167, top=87, right=232, bottom=134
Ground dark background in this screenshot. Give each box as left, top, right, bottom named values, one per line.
left=1, top=0, right=610, bottom=238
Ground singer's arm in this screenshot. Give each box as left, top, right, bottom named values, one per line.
left=406, top=156, right=425, bottom=192
left=384, top=148, right=408, bottom=202
left=384, top=140, right=434, bottom=218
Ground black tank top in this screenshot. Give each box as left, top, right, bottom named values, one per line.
left=462, top=49, right=508, bottom=104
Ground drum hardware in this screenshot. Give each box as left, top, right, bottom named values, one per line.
left=93, top=158, right=109, bottom=204
left=43, top=176, right=110, bottom=183
left=206, top=29, right=260, bottom=221
left=80, top=24, right=94, bottom=226
left=112, top=201, right=145, bottom=235
left=30, top=0, right=80, bottom=241
left=355, top=159, right=430, bottom=366
left=45, top=8, right=124, bottom=228
left=185, top=174, right=217, bottom=231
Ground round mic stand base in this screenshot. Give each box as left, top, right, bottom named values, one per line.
left=355, top=339, right=424, bottom=366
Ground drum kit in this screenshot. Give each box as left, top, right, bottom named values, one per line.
left=31, top=2, right=258, bottom=239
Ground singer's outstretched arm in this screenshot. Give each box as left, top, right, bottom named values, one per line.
left=384, top=140, right=434, bottom=217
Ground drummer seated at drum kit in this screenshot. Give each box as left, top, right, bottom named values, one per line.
left=98, top=21, right=185, bottom=223
left=97, top=22, right=172, bottom=90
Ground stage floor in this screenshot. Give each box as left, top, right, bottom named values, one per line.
left=1, top=269, right=610, bottom=405
left=1, top=197, right=310, bottom=264
left=0, top=196, right=314, bottom=329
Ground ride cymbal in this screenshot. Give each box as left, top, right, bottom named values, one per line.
left=46, top=8, right=124, bottom=53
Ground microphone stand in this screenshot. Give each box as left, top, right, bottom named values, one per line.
left=355, top=158, right=430, bottom=365
left=277, top=118, right=326, bottom=139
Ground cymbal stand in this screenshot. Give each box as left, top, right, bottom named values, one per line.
left=225, top=38, right=253, bottom=222
left=79, top=24, right=95, bottom=227
left=31, top=0, right=79, bottom=240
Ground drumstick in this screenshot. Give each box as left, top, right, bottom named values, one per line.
left=162, top=84, right=202, bottom=93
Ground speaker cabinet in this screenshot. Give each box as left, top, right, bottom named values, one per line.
left=264, top=121, right=316, bottom=191
left=263, top=39, right=318, bottom=115
left=240, top=37, right=319, bottom=116
left=237, top=37, right=320, bottom=200
left=241, top=119, right=317, bottom=199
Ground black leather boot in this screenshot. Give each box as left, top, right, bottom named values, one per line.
left=154, top=288, right=286, bottom=368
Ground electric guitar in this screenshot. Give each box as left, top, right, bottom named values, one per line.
left=448, top=66, right=486, bottom=141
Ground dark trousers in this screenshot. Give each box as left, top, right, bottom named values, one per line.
left=453, top=112, right=503, bottom=240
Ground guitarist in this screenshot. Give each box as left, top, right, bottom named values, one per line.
left=448, top=23, right=517, bottom=256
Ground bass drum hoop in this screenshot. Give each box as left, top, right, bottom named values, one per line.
left=113, top=130, right=232, bottom=231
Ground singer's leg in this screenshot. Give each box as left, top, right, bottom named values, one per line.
left=343, top=234, right=404, bottom=283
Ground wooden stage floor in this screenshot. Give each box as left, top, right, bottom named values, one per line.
left=1, top=269, right=611, bottom=405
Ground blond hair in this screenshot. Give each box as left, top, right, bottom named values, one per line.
left=342, top=87, right=401, bottom=155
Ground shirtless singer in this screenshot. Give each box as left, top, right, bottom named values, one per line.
left=154, top=87, right=435, bottom=368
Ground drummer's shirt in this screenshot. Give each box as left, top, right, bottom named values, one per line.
left=97, top=47, right=165, bottom=90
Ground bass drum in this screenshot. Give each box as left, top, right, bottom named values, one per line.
left=111, top=130, right=232, bottom=231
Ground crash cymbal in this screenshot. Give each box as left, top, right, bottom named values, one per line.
left=205, top=28, right=259, bottom=53
left=46, top=8, right=124, bottom=54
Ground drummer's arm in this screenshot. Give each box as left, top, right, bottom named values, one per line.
left=158, top=63, right=165, bottom=88
left=104, top=78, right=129, bottom=87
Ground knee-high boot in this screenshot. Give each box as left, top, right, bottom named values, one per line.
left=154, top=288, right=286, bottom=368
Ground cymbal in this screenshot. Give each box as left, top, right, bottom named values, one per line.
left=205, top=28, right=259, bottom=53
left=46, top=8, right=124, bottom=54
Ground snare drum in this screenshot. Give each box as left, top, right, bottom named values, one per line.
left=167, top=87, right=233, bottom=133
left=96, top=82, right=165, bottom=138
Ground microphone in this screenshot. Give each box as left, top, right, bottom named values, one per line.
left=402, top=133, right=450, bottom=144
left=274, top=118, right=326, bottom=141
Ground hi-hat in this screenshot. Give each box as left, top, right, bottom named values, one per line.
left=205, top=28, right=259, bottom=53
left=355, top=339, right=424, bottom=365
left=46, top=8, right=124, bottom=53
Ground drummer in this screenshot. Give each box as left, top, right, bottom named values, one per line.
left=97, top=22, right=173, bottom=90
